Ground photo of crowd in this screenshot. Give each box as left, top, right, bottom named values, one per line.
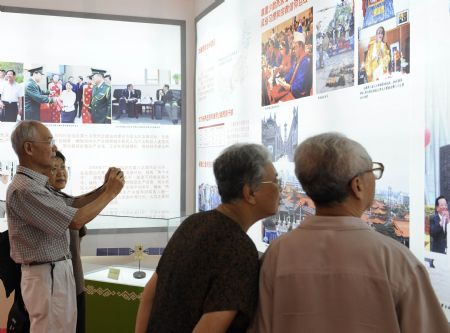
left=0, top=62, right=24, bottom=123
left=316, top=0, right=355, bottom=94
left=261, top=8, right=314, bottom=107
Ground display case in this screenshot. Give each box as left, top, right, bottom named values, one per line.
left=80, top=214, right=186, bottom=332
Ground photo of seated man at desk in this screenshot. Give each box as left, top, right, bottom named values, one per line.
left=111, top=82, right=181, bottom=125
left=115, top=84, right=140, bottom=119
left=155, top=84, right=180, bottom=125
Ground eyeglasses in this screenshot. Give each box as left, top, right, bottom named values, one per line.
left=26, top=138, right=56, bottom=146
left=260, top=178, right=282, bottom=191
left=370, top=162, right=384, bottom=180
left=351, top=162, right=384, bottom=181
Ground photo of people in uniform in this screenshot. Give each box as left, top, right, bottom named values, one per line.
left=23, top=64, right=110, bottom=124
left=316, top=0, right=355, bottom=94
left=24, top=66, right=56, bottom=121
left=261, top=8, right=313, bottom=107
left=89, top=68, right=112, bottom=124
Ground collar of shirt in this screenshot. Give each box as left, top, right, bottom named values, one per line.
left=16, top=165, right=49, bottom=187
left=299, top=215, right=372, bottom=231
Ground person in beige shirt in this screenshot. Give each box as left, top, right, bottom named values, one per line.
left=250, top=132, right=449, bottom=333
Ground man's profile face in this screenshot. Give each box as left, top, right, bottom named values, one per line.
left=28, top=124, right=56, bottom=170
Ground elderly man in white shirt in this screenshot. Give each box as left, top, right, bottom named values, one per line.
left=0, top=70, right=23, bottom=122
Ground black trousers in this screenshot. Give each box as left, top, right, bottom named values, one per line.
left=76, top=291, right=86, bottom=333
left=2, top=101, right=18, bottom=122
left=76, top=100, right=83, bottom=117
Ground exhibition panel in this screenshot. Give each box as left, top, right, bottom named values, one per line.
left=0, top=6, right=186, bottom=220
left=195, top=0, right=450, bottom=320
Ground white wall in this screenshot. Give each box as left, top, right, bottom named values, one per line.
left=0, top=0, right=217, bottom=214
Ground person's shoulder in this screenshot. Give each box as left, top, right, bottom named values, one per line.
left=371, top=231, right=420, bottom=265
left=180, top=210, right=228, bottom=231
left=429, top=213, right=439, bottom=222
left=263, top=228, right=291, bottom=257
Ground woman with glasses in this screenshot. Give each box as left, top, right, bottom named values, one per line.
left=250, top=132, right=448, bottom=333
left=46, top=150, right=86, bottom=333
left=136, top=143, right=280, bottom=333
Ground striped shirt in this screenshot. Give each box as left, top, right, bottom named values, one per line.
left=6, top=166, right=77, bottom=264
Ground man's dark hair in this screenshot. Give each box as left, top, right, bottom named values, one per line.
left=435, top=195, right=447, bottom=208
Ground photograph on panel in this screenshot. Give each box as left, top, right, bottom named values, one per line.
left=423, top=17, right=450, bottom=307
left=111, top=67, right=182, bottom=125
left=424, top=60, right=450, bottom=257
left=357, top=0, right=410, bottom=84
left=0, top=160, right=16, bottom=218
left=261, top=7, right=313, bottom=107
left=0, top=62, right=24, bottom=123
left=198, top=183, right=221, bottom=212
left=23, top=64, right=112, bottom=124
left=261, top=105, right=300, bottom=244
left=315, top=0, right=355, bottom=94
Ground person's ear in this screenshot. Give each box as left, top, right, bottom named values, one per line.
left=242, top=183, right=257, bottom=205
left=23, top=142, right=34, bottom=156
left=349, top=175, right=364, bottom=200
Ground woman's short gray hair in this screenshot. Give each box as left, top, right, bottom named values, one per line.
left=213, top=143, right=272, bottom=203
left=10, top=120, right=40, bottom=155
left=294, top=132, right=372, bottom=205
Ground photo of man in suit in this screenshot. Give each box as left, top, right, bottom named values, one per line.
left=429, top=195, right=448, bottom=254
left=75, top=76, right=85, bottom=118
left=24, top=66, right=55, bottom=121
left=116, top=83, right=139, bottom=119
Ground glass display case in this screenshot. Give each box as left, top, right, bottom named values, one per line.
left=80, top=214, right=187, bottom=332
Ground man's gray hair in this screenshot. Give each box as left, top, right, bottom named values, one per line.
left=214, top=143, right=272, bottom=203
left=10, top=120, right=40, bottom=155
left=294, top=132, right=372, bottom=205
